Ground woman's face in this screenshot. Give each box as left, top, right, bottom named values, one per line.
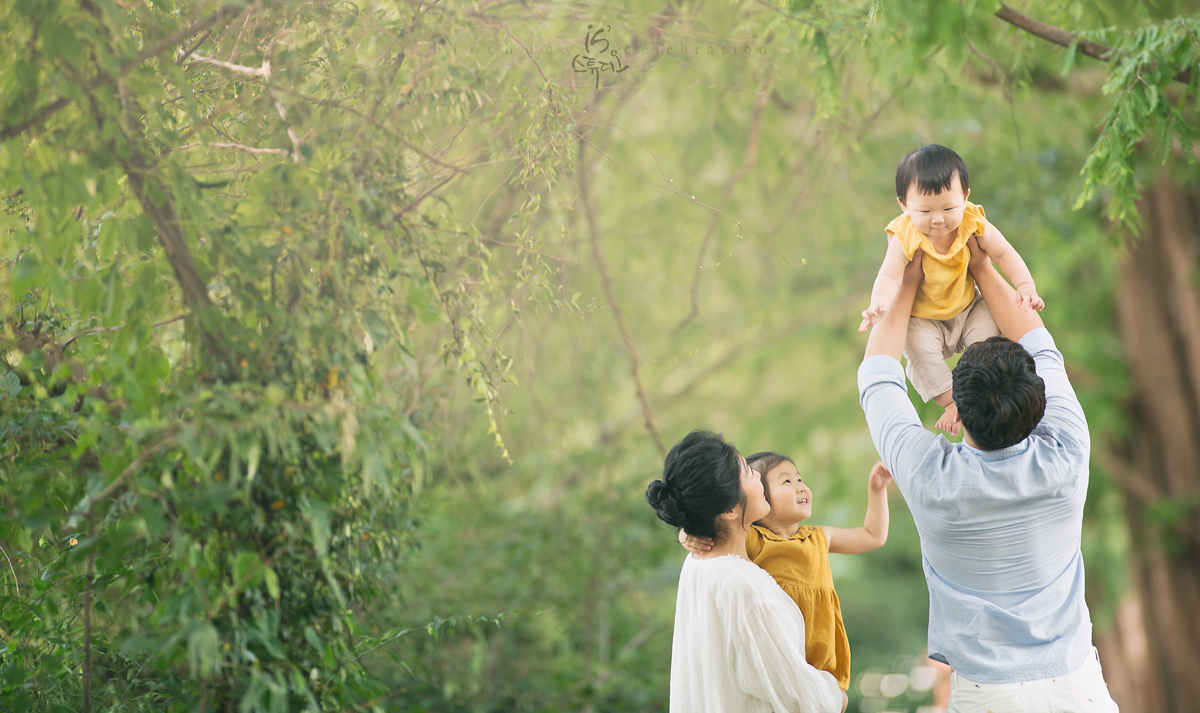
left=738, top=454, right=771, bottom=525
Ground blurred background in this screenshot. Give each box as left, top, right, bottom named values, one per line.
left=2, top=1, right=1197, bottom=712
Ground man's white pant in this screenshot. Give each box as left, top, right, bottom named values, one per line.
left=947, top=648, right=1119, bottom=713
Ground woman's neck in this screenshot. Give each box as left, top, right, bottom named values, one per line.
left=693, top=526, right=749, bottom=560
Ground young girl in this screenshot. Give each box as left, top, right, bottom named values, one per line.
left=681, top=453, right=892, bottom=692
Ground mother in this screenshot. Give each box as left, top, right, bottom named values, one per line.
left=646, top=430, right=847, bottom=713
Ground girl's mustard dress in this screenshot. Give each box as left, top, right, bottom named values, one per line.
left=746, top=524, right=851, bottom=691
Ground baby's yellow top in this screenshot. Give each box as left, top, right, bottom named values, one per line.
left=746, top=524, right=850, bottom=691
left=885, top=201, right=987, bottom=321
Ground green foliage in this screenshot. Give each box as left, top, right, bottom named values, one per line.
left=1, top=0, right=1193, bottom=711
left=0, top=0, right=569, bottom=710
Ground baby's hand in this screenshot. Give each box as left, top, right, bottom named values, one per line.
left=868, top=461, right=893, bottom=492
left=1015, top=283, right=1045, bottom=312
left=678, top=528, right=714, bottom=554
left=858, top=302, right=887, bottom=333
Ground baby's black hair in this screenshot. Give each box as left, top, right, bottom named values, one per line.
left=896, top=144, right=969, bottom=202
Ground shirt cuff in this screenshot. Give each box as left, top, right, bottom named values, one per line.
left=1017, top=326, right=1055, bottom=354
left=857, top=354, right=906, bottom=397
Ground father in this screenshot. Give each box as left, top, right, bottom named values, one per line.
left=858, top=242, right=1119, bottom=712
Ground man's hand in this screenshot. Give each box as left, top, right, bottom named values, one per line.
left=903, top=249, right=925, bottom=284
left=678, top=528, right=713, bottom=554
left=966, top=236, right=989, bottom=271
left=867, top=461, right=893, bottom=492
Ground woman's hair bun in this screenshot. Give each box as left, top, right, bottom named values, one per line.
left=646, top=479, right=686, bottom=528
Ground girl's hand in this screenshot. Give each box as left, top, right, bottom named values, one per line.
left=868, top=461, right=893, bottom=492
left=678, top=528, right=714, bottom=554
left=858, top=301, right=887, bottom=332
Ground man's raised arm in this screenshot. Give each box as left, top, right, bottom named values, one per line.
left=966, top=237, right=1043, bottom=342
left=865, top=249, right=924, bottom=360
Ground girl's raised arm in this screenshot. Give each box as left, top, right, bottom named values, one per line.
left=824, top=462, right=892, bottom=555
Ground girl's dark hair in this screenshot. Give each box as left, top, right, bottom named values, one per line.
left=895, top=144, right=969, bottom=201
left=646, top=430, right=743, bottom=539
left=744, top=452, right=795, bottom=507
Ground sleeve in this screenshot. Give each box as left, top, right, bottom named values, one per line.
left=1019, top=328, right=1089, bottom=451
left=732, top=592, right=843, bottom=713
left=964, top=202, right=987, bottom=236
left=857, top=355, right=940, bottom=494
left=885, top=215, right=919, bottom=260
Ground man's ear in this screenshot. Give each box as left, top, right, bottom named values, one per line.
left=964, top=187, right=971, bottom=202
left=897, top=196, right=907, bottom=212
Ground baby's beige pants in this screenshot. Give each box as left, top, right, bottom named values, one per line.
left=903, top=289, right=1000, bottom=402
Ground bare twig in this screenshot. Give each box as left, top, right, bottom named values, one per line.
left=178, top=49, right=267, bottom=75
left=0, top=543, right=19, bottom=598
left=85, top=435, right=178, bottom=514
left=63, top=314, right=189, bottom=349
left=82, top=509, right=95, bottom=713
left=397, top=171, right=464, bottom=214
left=179, top=141, right=289, bottom=156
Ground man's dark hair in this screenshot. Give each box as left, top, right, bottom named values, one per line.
left=744, top=452, right=794, bottom=506
left=896, top=144, right=970, bottom=202
left=952, top=337, right=1046, bottom=450
left=646, top=430, right=744, bottom=539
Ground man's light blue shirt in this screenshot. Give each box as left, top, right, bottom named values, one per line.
left=858, top=327, right=1094, bottom=684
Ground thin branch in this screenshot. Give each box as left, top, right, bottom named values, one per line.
left=261, top=61, right=304, bottom=162
left=82, top=509, right=95, bottom=713
left=178, top=49, right=267, bottom=75
left=86, top=435, right=177, bottom=513
left=994, top=4, right=1192, bottom=84
left=577, top=132, right=666, bottom=457
left=0, top=544, right=19, bottom=598
left=179, top=140, right=290, bottom=156
left=397, top=171, right=464, bottom=214
left=63, top=314, right=189, bottom=349
left=0, top=4, right=244, bottom=141
left=674, top=79, right=769, bottom=334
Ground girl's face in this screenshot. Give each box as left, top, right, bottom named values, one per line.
left=738, top=454, right=771, bottom=526
left=759, top=461, right=812, bottom=527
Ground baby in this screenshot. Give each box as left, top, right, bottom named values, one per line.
left=858, top=144, right=1044, bottom=434
left=682, top=453, right=892, bottom=692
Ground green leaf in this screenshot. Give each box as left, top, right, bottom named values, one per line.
left=187, top=622, right=220, bottom=679
left=233, top=550, right=264, bottom=587
left=264, top=567, right=280, bottom=601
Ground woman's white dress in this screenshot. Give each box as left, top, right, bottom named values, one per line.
left=670, top=553, right=843, bottom=713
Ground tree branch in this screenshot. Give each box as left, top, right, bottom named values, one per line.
left=577, top=130, right=666, bottom=457
left=674, top=80, right=769, bottom=335
left=0, top=4, right=244, bottom=141
left=995, top=4, right=1192, bottom=85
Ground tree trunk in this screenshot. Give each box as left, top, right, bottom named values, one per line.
left=1111, top=175, right=1200, bottom=713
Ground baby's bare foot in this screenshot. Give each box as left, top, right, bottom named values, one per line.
left=936, top=403, right=961, bottom=436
